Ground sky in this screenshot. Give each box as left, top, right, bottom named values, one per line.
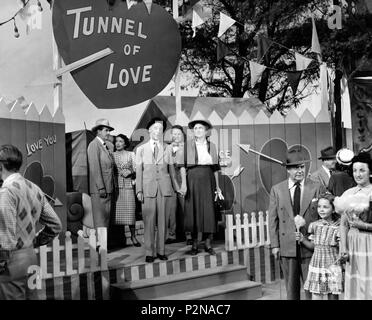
left=0, top=0, right=188, bottom=136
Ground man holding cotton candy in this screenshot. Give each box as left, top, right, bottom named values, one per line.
left=268, top=147, right=325, bottom=300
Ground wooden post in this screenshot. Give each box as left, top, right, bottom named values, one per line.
left=77, top=230, right=86, bottom=273
left=235, top=214, right=242, bottom=249
left=251, top=212, right=257, bottom=247
left=265, top=210, right=271, bottom=246
left=52, top=35, right=62, bottom=114
left=52, top=236, right=64, bottom=277
left=65, top=231, right=77, bottom=276
left=225, top=214, right=235, bottom=251
left=89, top=229, right=98, bottom=272
left=172, top=0, right=181, bottom=124
left=258, top=211, right=265, bottom=246
left=243, top=213, right=249, bottom=249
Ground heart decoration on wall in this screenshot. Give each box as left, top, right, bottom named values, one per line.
left=52, top=0, right=182, bottom=109
left=258, top=138, right=312, bottom=195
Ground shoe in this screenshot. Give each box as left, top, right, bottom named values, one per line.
left=186, top=239, right=193, bottom=246
left=145, top=256, right=154, bottom=263
left=165, top=238, right=177, bottom=244
left=204, top=247, right=216, bottom=255
left=157, top=254, right=168, bottom=261
left=187, top=247, right=199, bottom=255
left=131, top=237, right=141, bottom=247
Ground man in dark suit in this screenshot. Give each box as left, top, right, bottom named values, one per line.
left=87, top=119, right=115, bottom=250
left=269, top=147, right=325, bottom=300
left=309, top=146, right=336, bottom=188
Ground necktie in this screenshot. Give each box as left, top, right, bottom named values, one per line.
left=293, top=182, right=301, bottom=216
left=154, top=142, right=159, bottom=160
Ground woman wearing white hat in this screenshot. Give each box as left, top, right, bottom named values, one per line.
left=328, top=148, right=355, bottom=196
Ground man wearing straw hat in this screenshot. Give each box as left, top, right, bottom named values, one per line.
left=309, top=146, right=337, bottom=188
left=87, top=119, right=115, bottom=249
left=268, top=147, right=325, bottom=300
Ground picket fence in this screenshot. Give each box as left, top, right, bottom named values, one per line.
left=225, top=211, right=270, bottom=251
left=34, top=229, right=107, bottom=279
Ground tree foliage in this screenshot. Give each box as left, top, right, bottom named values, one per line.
left=152, top=0, right=372, bottom=112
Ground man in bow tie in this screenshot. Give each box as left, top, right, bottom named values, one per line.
left=135, top=118, right=177, bottom=263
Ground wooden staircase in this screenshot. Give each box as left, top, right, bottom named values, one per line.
left=110, top=264, right=262, bottom=300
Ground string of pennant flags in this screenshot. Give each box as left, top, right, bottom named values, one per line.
left=1, top=0, right=325, bottom=96
left=190, top=2, right=324, bottom=95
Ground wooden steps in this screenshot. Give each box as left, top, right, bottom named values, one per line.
left=111, top=264, right=262, bottom=300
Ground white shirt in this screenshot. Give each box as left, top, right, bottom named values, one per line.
left=149, top=139, right=161, bottom=153
left=195, top=140, right=213, bottom=165
left=288, top=178, right=304, bottom=205
left=322, top=165, right=331, bottom=178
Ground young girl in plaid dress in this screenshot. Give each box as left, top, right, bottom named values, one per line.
left=296, top=193, right=343, bottom=300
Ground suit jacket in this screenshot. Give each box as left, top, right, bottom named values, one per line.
left=309, top=166, right=330, bottom=188
left=268, top=178, right=325, bottom=258
left=87, top=137, right=114, bottom=194
left=135, top=141, right=175, bottom=198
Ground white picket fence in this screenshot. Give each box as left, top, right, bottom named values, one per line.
left=225, top=211, right=270, bottom=251
left=34, top=229, right=107, bottom=279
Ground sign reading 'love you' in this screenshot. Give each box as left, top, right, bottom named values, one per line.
left=52, top=0, right=182, bottom=109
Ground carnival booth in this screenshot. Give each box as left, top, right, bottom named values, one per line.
left=0, top=97, right=67, bottom=231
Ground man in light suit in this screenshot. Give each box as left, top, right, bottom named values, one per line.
left=309, top=146, right=336, bottom=189
left=87, top=119, right=115, bottom=249
left=136, top=118, right=176, bottom=263
left=269, top=147, right=325, bottom=300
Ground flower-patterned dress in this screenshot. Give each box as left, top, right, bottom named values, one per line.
left=113, top=150, right=136, bottom=225
left=304, top=218, right=343, bottom=295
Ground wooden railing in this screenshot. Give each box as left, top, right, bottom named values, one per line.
left=34, top=229, right=107, bottom=279
left=225, top=211, right=270, bottom=251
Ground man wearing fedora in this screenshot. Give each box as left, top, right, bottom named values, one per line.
left=268, top=147, right=325, bottom=300
left=309, top=146, right=337, bottom=189
left=136, top=117, right=176, bottom=263
left=87, top=119, right=115, bottom=250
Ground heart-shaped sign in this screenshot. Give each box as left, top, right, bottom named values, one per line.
left=52, top=0, right=182, bottom=109
left=258, top=138, right=312, bottom=195
left=24, top=162, right=55, bottom=199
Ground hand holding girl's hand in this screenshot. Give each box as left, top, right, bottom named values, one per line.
left=295, top=231, right=304, bottom=242
left=349, top=217, right=365, bottom=229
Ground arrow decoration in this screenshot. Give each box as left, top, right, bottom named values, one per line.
left=238, top=144, right=285, bottom=165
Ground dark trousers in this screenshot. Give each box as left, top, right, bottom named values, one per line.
left=280, top=256, right=311, bottom=300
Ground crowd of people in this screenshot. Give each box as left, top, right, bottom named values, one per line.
left=87, top=117, right=224, bottom=264
left=269, top=145, right=372, bottom=300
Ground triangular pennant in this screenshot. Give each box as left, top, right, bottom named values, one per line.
left=194, top=2, right=212, bottom=21
left=216, top=40, right=231, bottom=61
left=18, top=0, right=42, bottom=34
left=218, top=12, right=236, bottom=38
left=311, top=15, right=321, bottom=54
left=295, top=53, right=313, bottom=71
left=287, top=71, right=303, bottom=95
left=249, top=61, right=266, bottom=88
left=192, top=7, right=205, bottom=37
left=143, top=0, right=152, bottom=14
left=126, top=0, right=135, bottom=9
left=257, top=35, right=272, bottom=63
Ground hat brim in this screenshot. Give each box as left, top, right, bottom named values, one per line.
left=318, top=155, right=336, bottom=160
left=92, top=124, right=114, bottom=132
left=285, top=159, right=312, bottom=167
left=188, top=120, right=212, bottom=130
left=146, top=120, right=167, bottom=130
